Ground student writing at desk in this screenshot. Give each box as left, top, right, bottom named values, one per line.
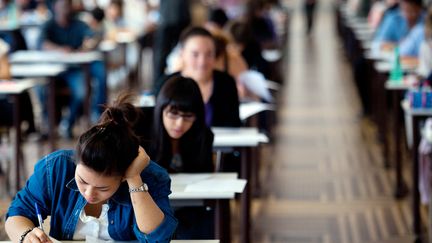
left=37, top=0, right=107, bottom=138
left=149, top=76, right=215, bottom=239
left=5, top=94, right=177, bottom=243
left=156, top=27, right=241, bottom=128
left=372, top=0, right=425, bottom=59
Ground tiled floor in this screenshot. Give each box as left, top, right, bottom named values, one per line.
left=0, top=0, right=422, bottom=242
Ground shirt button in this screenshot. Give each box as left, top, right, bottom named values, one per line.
left=111, top=220, right=114, bottom=224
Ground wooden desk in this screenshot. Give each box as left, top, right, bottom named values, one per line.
left=11, top=64, right=67, bottom=151
left=10, top=50, right=103, bottom=128
left=0, top=79, right=44, bottom=192
left=402, top=100, right=432, bottom=241
left=10, top=51, right=102, bottom=64
left=211, top=127, right=269, bottom=243
left=170, top=173, right=245, bottom=243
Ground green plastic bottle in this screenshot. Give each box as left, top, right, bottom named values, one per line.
left=390, top=46, right=403, bottom=83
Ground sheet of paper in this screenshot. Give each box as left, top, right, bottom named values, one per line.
left=238, top=70, right=273, bottom=102
left=85, top=236, right=138, bottom=243
left=170, top=174, right=212, bottom=185
left=185, top=179, right=247, bottom=193
left=50, top=237, right=139, bottom=243
left=49, top=236, right=63, bottom=243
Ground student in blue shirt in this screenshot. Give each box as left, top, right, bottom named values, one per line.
left=372, top=0, right=425, bottom=56
left=5, top=94, right=177, bottom=243
left=38, top=0, right=107, bottom=138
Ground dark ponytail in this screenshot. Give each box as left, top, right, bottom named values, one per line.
left=76, top=93, right=140, bottom=176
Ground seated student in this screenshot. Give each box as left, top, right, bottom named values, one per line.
left=164, top=31, right=249, bottom=100
left=85, top=7, right=105, bottom=49
left=244, top=0, right=278, bottom=49
left=0, top=0, right=28, bottom=52
left=417, top=6, right=432, bottom=78
left=149, top=76, right=214, bottom=239
left=38, top=0, right=107, bottom=138
left=368, top=0, right=399, bottom=30
left=5, top=94, right=177, bottom=243
left=150, top=75, right=214, bottom=173
left=372, top=0, right=425, bottom=57
left=104, top=0, right=126, bottom=40
left=156, top=26, right=241, bottom=128
left=227, top=21, right=271, bottom=80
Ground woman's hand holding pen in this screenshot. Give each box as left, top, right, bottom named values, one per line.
left=23, top=228, right=52, bottom=243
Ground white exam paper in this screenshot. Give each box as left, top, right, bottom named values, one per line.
left=185, top=179, right=247, bottom=193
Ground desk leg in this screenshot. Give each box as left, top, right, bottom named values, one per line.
left=215, top=199, right=231, bottom=243
left=83, top=64, right=92, bottom=128
left=240, top=147, right=251, bottom=243
left=252, top=147, right=261, bottom=197
left=393, top=91, right=407, bottom=198
left=48, top=78, right=56, bottom=151
left=381, top=77, right=390, bottom=168
left=376, top=72, right=390, bottom=168
left=412, top=116, right=421, bottom=240
left=12, top=94, right=22, bottom=192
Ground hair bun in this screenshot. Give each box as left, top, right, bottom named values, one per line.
left=98, top=93, right=140, bottom=128
left=107, top=107, right=127, bottom=126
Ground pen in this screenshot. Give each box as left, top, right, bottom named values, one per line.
left=34, top=202, right=44, bottom=231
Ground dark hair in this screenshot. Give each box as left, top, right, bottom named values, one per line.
left=91, top=7, right=105, bottom=22
left=402, top=0, right=423, bottom=7
left=179, top=26, right=216, bottom=49
left=109, top=0, right=124, bottom=15
left=212, top=32, right=229, bottom=59
left=227, top=21, right=254, bottom=45
left=426, top=6, right=432, bottom=38
left=208, top=8, right=229, bottom=28
left=152, top=76, right=213, bottom=172
left=76, top=93, right=140, bottom=176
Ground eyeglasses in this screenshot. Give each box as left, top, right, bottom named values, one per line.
left=164, top=110, right=196, bottom=122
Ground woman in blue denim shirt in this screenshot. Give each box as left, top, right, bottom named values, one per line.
left=5, top=94, right=177, bottom=243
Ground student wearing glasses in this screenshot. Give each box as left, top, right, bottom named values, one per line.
left=149, top=76, right=215, bottom=239
left=5, top=94, right=177, bottom=243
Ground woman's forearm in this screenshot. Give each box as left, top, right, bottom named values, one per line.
left=5, top=216, right=36, bottom=242
left=127, top=176, right=165, bottom=234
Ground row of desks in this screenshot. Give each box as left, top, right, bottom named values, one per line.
left=337, top=3, right=430, bottom=241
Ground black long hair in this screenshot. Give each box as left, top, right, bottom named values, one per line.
left=76, top=93, right=141, bottom=176
left=151, top=76, right=214, bottom=173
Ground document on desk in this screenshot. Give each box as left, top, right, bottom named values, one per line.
left=185, top=179, right=247, bottom=193
left=47, top=237, right=59, bottom=243
left=170, top=174, right=213, bottom=185
left=56, top=235, right=139, bottom=242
